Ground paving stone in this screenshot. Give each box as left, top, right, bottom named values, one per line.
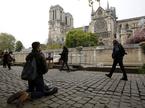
left=77, top=100, right=88, bottom=104
left=48, top=103, right=60, bottom=108
left=58, top=103, right=72, bottom=108
left=94, top=103, right=105, bottom=108
left=66, top=100, right=76, bottom=105
left=0, top=66, right=145, bottom=108
left=72, top=103, right=83, bottom=108
left=120, top=102, right=131, bottom=108
left=99, top=98, right=110, bottom=104
left=83, top=103, right=94, bottom=108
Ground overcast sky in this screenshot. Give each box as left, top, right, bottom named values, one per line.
left=0, top=0, right=145, bottom=48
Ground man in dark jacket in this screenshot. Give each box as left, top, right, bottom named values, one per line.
left=7, top=42, right=59, bottom=108
left=106, top=40, right=128, bottom=81
left=59, top=46, right=70, bottom=72
left=26, top=41, right=48, bottom=98
left=3, top=51, right=13, bottom=70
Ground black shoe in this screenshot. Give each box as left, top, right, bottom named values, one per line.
left=105, top=74, right=111, bottom=78
left=120, top=77, right=128, bottom=81
left=67, top=70, right=70, bottom=72
left=44, top=87, right=58, bottom=96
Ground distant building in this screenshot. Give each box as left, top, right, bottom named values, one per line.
left=88, top=5, right=145, bottom=45
left=88, top=6, right=117, bottom=45
left=48, top=4, right=145, bottom=45
left=48, top=5, right=73, bottom=45
left=117, top=16, right=145, bottom=44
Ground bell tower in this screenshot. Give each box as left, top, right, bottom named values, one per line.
left=48, top=5, right=73, bottom=45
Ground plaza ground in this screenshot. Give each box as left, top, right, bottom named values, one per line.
left=0, top=66, right=145, bottom=108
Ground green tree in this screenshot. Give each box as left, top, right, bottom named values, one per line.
left=40, top=44, right=47, bottom=50
left=65, top=29, right=98, bottom=48
left=0, top=33, right=16, bottom=51
left=15, top=41, right=24, bottom=52
left=46, top=43, right=62, bottom=49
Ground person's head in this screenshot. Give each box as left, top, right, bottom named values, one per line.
left=63, top=46, right=67, bottom=49
left=48, top=52, right=51, bottom=56
left=32, top=41, right=41, bottom=51
left=113, top=40, right=119, bottom=46
left=63, top=46, right=68, bottom=50
left=9, top=51, right=12, bottom=54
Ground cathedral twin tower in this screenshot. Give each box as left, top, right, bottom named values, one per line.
left=48, top=5, right=73, bottom=45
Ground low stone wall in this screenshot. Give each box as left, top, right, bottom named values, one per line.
left=14, top=44, right=145, bottom=67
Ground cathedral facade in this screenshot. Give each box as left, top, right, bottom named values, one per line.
left=86, top=6, right=145, bottom=45
left=48, top=5, right=73, bottom=45
left=88, top=6, right=117, bottom=45
left=48, top=4, right=145, bottom=46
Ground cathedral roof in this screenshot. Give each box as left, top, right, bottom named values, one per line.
left=95, top=6, right=105, bottom=14
left=50, top=5, right=63, bottom=10
left=65, top=12, right=73, bottom=17
left=117, top=16, right=145, bottom=23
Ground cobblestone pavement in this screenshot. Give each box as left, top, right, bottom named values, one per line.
left=0, top=66, right=145, bottom=108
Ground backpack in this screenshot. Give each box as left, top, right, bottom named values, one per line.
left=21, top=57, right=38, bottom=80
left=118, top=44, right=126, bottom=56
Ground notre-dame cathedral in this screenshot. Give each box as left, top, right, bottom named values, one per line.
left=48, top=4, right=145, bottom=46
left=48, top=5, right=73, bottom=45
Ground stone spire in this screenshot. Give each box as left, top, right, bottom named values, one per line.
left=89, top=0, right=94, bottom=15
left=96, top=0, right=100, bottom=7
left=107, top=0, right=109, bottom=10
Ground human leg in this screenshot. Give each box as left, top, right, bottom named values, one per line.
left=60, top=61, right=65, bottom=71
left=106, top=59, right=118, bottom=78
left=8, top=62, right=11, bottom=70
left=65, top=62, right=70, bottom=72
left=3, top=60, right=6, bottom=68
left=27, top=80, right=35, bottom=92
left=118, top=59, right=128, bottom=80
left=31, top=76, right=45, bottom=99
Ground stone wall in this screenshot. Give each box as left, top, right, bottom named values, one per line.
left=68, top=45, right=145, bottom=66
left=14, top=45, right=145, bottom=67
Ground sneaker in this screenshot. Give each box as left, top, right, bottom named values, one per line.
left=105, top=74, right=111, bottom=78
left=120, top=77, right=128, bottom=81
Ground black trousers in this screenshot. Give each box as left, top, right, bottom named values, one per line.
left=109, top=57, right=127, bottom=78
left=4, top=61, right=11, bottom=70
left=28, top=75, right=45, bottom=99
left=60, top=60, right=70, bottom=71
